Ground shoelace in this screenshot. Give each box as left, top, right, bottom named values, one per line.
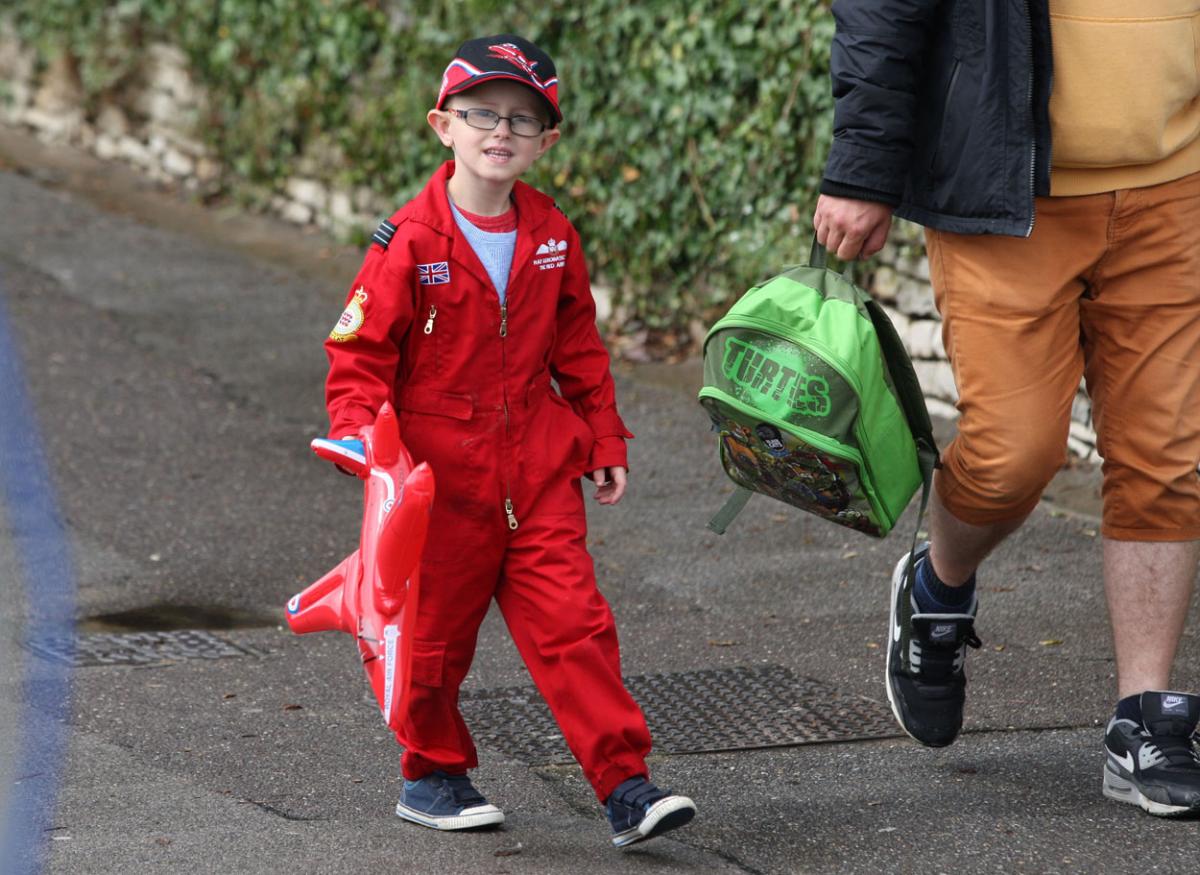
left=1144, top=734, right=1200, bottom=768
left=913, top=628, right=982, bottom=681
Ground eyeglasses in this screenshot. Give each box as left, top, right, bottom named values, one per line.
left=446, top=107, right=548, bottom=138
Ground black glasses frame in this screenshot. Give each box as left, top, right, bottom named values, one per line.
left=446, top=107, right=547, bottom=138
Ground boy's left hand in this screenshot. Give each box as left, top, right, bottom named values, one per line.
left=590, top=466, right=627, bottom=505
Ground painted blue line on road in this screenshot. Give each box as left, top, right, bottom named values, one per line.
left=0, top=278, right=75, bottom=874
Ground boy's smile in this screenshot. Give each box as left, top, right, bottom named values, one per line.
left=428, top=79, right=560, bottom=214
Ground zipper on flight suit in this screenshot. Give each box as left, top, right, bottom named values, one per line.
left=499, top=300, right=518, bottom=529
left=423, top=305, right=437, bottom=334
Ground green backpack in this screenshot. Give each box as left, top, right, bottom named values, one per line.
left=698, top=239, right=938, bottom=538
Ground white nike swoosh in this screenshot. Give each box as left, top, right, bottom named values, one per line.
left=1109, top=750, right=1134, bottom=773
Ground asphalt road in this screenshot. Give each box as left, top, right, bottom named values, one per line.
left=1, top=125, right=1198, bottom=874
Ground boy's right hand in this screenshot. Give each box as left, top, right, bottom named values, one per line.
left=311, top=436, right=367, bottom=477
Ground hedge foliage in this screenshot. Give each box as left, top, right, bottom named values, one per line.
left=11, top=0, right=835, bottom=337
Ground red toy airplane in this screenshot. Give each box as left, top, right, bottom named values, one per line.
left=286, top=402, right=433, bottom=733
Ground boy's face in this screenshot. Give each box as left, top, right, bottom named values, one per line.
left=427, top=79, right=560, bottom=191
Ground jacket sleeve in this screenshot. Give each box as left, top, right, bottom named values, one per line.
left=550, top=222, right=634, bottom=473
left=323, top=239, right=414, bottom=438
left=821, top=0, right=942, bottom=199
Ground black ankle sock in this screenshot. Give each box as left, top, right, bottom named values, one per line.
left=913, top=554, right=976, bottom=613
left=1115, top=693, right=1142, bottom=724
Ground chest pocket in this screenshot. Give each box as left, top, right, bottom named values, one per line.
left=411, top=257, right=461, bottom=376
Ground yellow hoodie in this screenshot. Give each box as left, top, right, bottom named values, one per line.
left=1048, top=0, right=1200, bottom=195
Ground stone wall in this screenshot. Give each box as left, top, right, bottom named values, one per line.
left=0, top=19, right=382, bottom=239
left=0, top=21, right=1099, bottom=456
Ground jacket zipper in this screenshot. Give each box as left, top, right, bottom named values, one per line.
left=423, top=304, right=437, bottom=334
left=499, top=299, right=518, bottom=529
left=1024, top=0, right=1037, bottom=237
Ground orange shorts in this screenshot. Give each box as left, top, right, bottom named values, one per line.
left=926, top=170, right=1200, bottom=541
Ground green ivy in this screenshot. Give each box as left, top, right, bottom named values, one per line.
left=10, top=0, right=835, bottom=340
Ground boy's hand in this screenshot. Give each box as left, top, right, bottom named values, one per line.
left=590, top=466, right=627, bottom=505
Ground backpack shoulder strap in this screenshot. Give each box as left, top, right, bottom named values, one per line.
left=707, top=486, right=754, bottom=534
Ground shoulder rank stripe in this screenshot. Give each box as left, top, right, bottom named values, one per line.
left=371, top=219, right=397, bottom=250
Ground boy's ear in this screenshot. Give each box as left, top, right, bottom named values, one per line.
left=427, top=109, right=454, bottom=147
left=535, top=127, right=561, bottom=159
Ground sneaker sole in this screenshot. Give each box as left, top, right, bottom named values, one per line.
left=885, top=550, right=926, bottom=747
left=611, top=796, right=696, bottom=848
left=395, top=800, right=505, bottom=830
left=1102, top=762, right=1200, bottom=819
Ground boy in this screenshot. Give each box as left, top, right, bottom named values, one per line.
left=322, top=34, right=696, bottom=847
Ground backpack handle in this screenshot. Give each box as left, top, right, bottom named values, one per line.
left=808, top=234, right=857, bottom=283
left=809, top=235, right=827, bottom=270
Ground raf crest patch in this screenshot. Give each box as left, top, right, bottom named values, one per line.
left=418, top=262, right=451, bottom=285
left=329, top=287, right=368, bottom=342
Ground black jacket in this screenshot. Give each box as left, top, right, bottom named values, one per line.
left=820, top=0, right=1053, bottom=236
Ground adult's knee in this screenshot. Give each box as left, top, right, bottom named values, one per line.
left=938, top=429, right=1065, bottom=524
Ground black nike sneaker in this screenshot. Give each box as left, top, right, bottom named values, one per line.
left=886, top=543, right=981, bottom=747
left=1103, top=690, right=1200, bottom=817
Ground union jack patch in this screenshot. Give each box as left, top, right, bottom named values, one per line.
left=417, top=262, right=451, bottom=285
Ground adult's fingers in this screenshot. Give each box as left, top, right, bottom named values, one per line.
left=861, top=217, right=892, bottom=259
left=836, top=232, right=866, bottom=261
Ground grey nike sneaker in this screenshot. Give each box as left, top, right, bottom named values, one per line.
left=886, top=543, right=981, bottom=747
left=1103, top=690, right=1200, bottom=818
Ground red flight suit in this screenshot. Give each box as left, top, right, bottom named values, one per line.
left=324, top=161, right=651, bottom=802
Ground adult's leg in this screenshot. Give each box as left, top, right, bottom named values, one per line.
left=886, top=200, right=1111, bottom=746
left=924, top=196, right=1110, bottom=576
left=926, top=491, right=1029, bottom=587
left=1105, top=539, right=1200, bottom=697
left=1080, top=173, right=1200, bottom=701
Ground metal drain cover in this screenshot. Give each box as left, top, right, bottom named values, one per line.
left=460, top=664, right=899, bottom=763
left=25, top=630, right=264, bottom=667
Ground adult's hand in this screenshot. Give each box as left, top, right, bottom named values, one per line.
left=813, top=194, right=895, bottom=261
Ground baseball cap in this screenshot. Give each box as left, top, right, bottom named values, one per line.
left=436, top=34, right=561, bottom=125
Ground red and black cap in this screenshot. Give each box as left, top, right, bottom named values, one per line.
left=436, top=34, right=561, bottom=125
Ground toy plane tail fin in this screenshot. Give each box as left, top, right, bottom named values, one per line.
left=286, top=552, right=359, bottom=634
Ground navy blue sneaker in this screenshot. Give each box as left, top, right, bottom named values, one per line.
left=395, top=771, right=504, bottom=830
left=605, top=776, right=695, bottom=847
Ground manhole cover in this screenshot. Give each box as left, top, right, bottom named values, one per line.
left=460, top=664, right=899, bottom=763
left=25, top=630, right=265, bottom=667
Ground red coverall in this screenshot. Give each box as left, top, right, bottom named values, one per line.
left=324, top=161, right=651, bottom=802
